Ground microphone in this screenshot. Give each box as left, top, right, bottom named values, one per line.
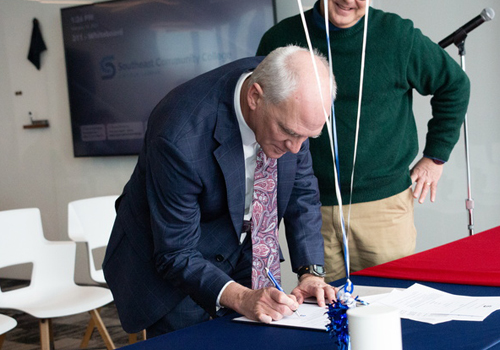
left=439, top=8, right=495, bottom=48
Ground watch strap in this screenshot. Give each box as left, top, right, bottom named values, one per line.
left=297, top=265, right=325, bottom=279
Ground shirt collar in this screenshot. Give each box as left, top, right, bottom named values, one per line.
left=234, top=71, right=257, bottom=148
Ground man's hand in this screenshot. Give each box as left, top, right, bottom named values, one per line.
left=410, top=157, right=444, bottom=204
left=291, top=275, right=338, bottom=307
left=220, top=282, right=299, bottom=324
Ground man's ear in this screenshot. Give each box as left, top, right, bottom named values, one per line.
left=247, top=82, right=264, bottom=111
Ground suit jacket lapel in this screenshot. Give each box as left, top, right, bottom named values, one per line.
left=214, top=104, right=246, bottom=240
left=211, top=57, right=264, bottom=239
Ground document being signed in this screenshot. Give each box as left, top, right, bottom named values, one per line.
left=233, top=285, right=397, bottom=331
left=233, top=302, right=330, bottom=330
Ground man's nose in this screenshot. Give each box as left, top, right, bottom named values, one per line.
left=285, top=138, right=305, bottom=154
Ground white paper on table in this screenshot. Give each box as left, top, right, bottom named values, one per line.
left=304, top=285, right=400, bottom=304
left=234, top=285, right=398, bottom=330
left=363, top=283, right=500, bottom=324
left=233, top=302, right=329, bottom=330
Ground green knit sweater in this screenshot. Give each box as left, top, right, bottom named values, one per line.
left=257, top=5, right=470, bottom=205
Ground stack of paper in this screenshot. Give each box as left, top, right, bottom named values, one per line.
left=362, top=283, right=500, bottom=324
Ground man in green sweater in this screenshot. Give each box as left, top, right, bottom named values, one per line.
left=257, top=0, right=470, bottom=282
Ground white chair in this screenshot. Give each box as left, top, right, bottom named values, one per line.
left=0, top=208, right=115, bottom=350
left=68, top=196, right=146, bottom=344
left=0, top=314, right=17, bottom=349
left=68, top=195, right=119, bottom=284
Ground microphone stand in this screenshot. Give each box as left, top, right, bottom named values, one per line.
left=447, top=31, right=475, bottom=236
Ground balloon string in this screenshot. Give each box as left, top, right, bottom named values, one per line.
left=297, top=0, right=330, bottom=125
left=296, top=1, right=369, bottom=291
left=297, top=0, right=350, bottom=283
left=347, top=0, right=370, bottom=228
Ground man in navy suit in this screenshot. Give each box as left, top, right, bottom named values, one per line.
left=103, top=45, right=337, bottom=337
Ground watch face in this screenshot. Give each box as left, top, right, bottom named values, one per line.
left=315, top=265, right=325, bottom=275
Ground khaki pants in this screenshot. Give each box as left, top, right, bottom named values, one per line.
left=321, top=188, right=417, bottom=283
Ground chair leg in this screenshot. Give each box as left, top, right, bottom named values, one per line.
left=80, top=317, right=96, bottom=348
left=0, top=333, right=6, bottom=349
left=128, top=329, right=146, bottom=344
left=81, top=307, right=102, bottom=348
left=89, top=309, right=115, bottom=350
left=39, top=318, right=54, bottom=350
left=128, top=333, right=137, bottom=344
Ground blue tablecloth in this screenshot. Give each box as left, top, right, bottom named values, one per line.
left=120, top=275, right=500, bottom=350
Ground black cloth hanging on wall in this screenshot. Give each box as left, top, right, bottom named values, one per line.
left=27, top=18, right=47, bottom=70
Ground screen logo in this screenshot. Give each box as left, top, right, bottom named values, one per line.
left=100, top=55, right=116, bottom=79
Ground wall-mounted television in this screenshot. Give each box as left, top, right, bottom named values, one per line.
left=61, top=0, right=276, bottom=157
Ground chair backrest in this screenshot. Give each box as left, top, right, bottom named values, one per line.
left=67, top=195, right=119, bottom=283
left=0, top=314, right=17, bottom=335
left=0, top=208, right=45, bottom=268
left=0, top=208, right=77, bottom=294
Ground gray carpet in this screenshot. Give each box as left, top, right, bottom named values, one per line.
left=0, top=279, right=137, bottom=349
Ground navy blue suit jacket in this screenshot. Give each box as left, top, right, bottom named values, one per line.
left=103, top=56, right=324, bottom=333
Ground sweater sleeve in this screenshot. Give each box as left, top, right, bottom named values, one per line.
left=406, top=27, right=470, bottom=161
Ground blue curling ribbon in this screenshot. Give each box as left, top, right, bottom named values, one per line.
left=326, top=288, right=354, bottom=350
left=326, top=301, right=350, bottom=350
left=355, top=295, right=369, bottom=306
left=327, top=286, right=369, bottom=350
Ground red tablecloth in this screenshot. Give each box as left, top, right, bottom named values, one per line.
left=352, top=225, right=500, bottom=286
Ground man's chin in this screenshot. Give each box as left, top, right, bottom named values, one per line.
left=264, top=149, right=286, bottom=159
left=259, top=144, right=287, bottom=159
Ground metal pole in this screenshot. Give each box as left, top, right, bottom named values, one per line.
left=457, top=41, right=475, bottom=236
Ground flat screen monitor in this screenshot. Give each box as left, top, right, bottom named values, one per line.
left=61, top=0, right=275, bottom=157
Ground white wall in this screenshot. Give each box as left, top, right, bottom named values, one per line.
left=0, top=0, right=136, bottom=281
left=0, top=1, right=499, bottom=290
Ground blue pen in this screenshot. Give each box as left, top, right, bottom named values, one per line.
left=265, top=267, right=302, bottom=317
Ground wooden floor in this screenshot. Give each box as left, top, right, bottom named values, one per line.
left=0, top=279, right=134, bottom=350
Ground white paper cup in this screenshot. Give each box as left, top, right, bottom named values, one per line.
left=347, top=305, right=402, bottom=350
